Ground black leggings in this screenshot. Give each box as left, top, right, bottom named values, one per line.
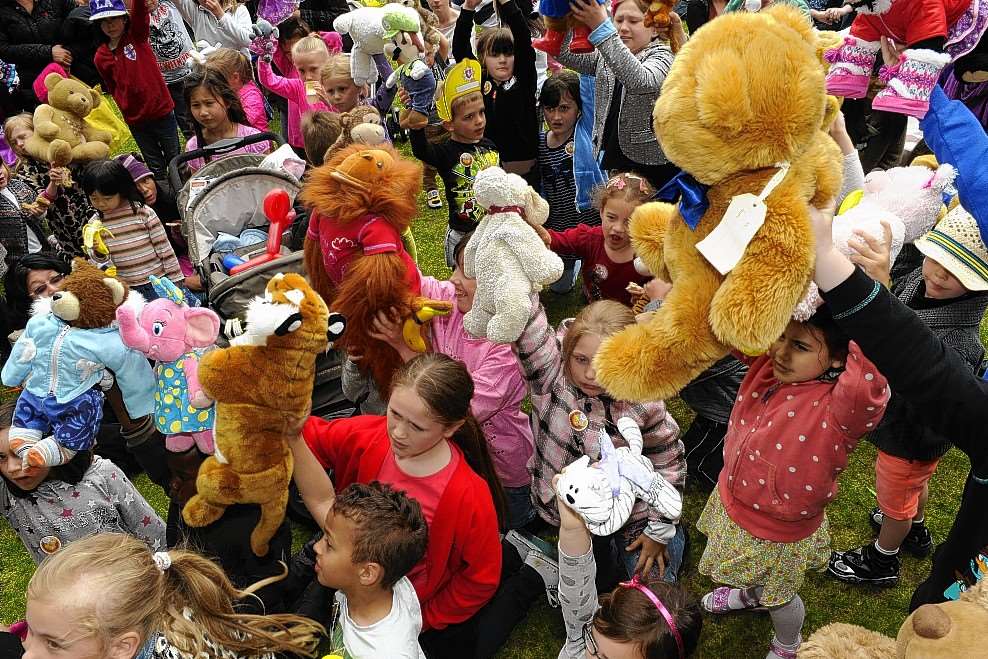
left=419, top=539, right=545, bottom=659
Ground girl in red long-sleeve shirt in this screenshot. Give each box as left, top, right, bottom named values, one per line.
left=696, top=306, right=889, bottom=659
left=290, top=353, right=506, bottom=639
left=92, top=0, right=180, bottom=180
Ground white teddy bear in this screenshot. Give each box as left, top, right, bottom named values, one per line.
left=793, top=163, right=956, bottom=321
left=333, top=4, right=421, bottom=87
left=463, top=167, right=565, bottom=343
left=555, top=417, right=683, bottom=541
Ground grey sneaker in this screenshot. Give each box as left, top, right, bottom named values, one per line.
left=505, top=529, right=558, bottom=562
left=524, top=544, right=560, bottom=608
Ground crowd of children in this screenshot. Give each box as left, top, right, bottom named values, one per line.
left=1, top=0, right=988, bottom=657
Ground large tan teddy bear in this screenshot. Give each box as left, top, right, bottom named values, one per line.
left=24, top=73, right=111, bottom=167
left=594, top=5, right=843, bottom=402
left=798, top=579, right=988, bottom=658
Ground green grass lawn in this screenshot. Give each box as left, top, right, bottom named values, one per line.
left=0, top=112, right=975, bottom=658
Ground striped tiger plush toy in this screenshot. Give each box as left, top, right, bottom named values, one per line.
left=182, top=273, right=330, bottom=557
left=555, top=417, right=683, bottom=538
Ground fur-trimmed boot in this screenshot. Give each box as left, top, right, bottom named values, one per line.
left=872, top=49, right=951, bottom=118
left=824, top=36, right=881, bottom=98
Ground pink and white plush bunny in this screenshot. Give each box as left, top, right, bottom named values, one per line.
left=794, top=163, right=956, bottom=321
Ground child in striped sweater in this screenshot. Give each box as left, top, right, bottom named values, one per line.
left=515, top=297, right=686, bottom=586
left=79, top=160, right=184, bottom=302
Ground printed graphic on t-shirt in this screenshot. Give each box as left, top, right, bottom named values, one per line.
left=150, top=8, right=187, bottom=63
left=451, top=149, right=499, bottom=225
left=123, top=44, right=137, bottom=61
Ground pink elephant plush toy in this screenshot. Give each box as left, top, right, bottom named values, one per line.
left=115, top=276, right=220, bottom=454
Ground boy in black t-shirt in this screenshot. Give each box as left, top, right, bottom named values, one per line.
left=410, top=58, right=500, bottom=267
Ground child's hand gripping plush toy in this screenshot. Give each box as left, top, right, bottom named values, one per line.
left=793, top=163, right=956, bottom=320
left=463, top=166, right=565, bottom=343
left=555, top=417, right=682, bottom=539
left=334, top=3, right=423, bottom=86
left=382, top=12, right=437, bottom=130
left=116, top=276, right=221, bottom=455
left=181, top=273, right=328, bottom=557
left=1, top=259, right=156, bottom=473
left=824, top=0, right=988, bottom=118
left=532, top=0, right=607, bottom=56
left=593, top=5, right=844, bottom=403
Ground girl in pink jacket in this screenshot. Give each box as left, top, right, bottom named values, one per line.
left=697, top=305, right=889, bottom=659
left=341, top=233, right=536, bottom=529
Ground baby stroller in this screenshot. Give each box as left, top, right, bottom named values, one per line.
left=168, top=134, right=355, bottom=420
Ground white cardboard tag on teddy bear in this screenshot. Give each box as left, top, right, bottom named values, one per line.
left=697, top=162, right=790, bottom=275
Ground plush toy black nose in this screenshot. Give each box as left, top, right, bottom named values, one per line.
left=565, top=493, right=575, bottom=505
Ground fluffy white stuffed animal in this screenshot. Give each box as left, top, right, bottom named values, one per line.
left=793, top=163, right=956, bottom=320
left=463, top=166, right=564, bottom=343
left=555, top=417, right=682, bottom=540
left=333, top=4, right=421, bottom=87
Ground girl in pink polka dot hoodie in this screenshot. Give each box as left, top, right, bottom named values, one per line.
left=695, top=305, right=889, bottom=659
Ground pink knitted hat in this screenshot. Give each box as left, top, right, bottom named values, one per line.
left=33, top=63, right=68, bottom=104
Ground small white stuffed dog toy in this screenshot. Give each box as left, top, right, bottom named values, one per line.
left=463, top=166, right=564, bottom=343
left=555, top=417, right=683, bottom=540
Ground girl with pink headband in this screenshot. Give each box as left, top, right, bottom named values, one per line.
left=555, top=474, right=703, bottom=658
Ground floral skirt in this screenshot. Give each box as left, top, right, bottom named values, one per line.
left=696, top=489, right=831, bottom=606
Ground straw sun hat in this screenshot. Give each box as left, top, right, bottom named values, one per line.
left=915, top=205, right=988, bottom=292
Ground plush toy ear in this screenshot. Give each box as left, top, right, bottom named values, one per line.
left=103, top=277, right=126, bottom=305
left=44, top=72, right=64, bottom=93
left=526, top=187, right=550, bottom=226
left=89, top=88, right=102, bottom=109
left=184, top=308, right=220, bottom=348
left=694, top=56, right=753, bottom=137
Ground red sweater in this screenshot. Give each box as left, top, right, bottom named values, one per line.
left=718, top=343, right=889, bottom=543
left=94, top=0, right=174, bottom=125
left=547, top=225, right=648, bottom=307
left=302, top=415, right=501, bottom=630
left=851, top=0, right=969, bottom=45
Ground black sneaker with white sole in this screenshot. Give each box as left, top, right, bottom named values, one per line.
left=868, top=507, right=935, bottom=557
left=828, top=544, right=900, bottom=586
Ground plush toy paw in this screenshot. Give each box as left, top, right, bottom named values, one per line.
left=182, top=494, right=226, bottom=528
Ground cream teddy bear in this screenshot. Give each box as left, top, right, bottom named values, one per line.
left=463, top=167, right=564, bottom=343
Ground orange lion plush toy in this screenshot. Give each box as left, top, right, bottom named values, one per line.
left=302, top=144, right=450, bottom=396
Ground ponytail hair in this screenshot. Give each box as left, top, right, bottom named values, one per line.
left=27, top=533, right=324, bottom=657
left=392, top=353, right=508, bottom=529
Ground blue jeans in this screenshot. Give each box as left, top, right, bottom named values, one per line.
left=549, top=256, right=581, bottom=294
left=594, top=521, right=687, bottom=585
left=505, top=485, right=536, bottom=530
left=131, top=112, right=181, bottom=180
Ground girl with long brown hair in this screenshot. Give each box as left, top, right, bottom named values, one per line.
left=290, top=353, right=508, bottom=651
